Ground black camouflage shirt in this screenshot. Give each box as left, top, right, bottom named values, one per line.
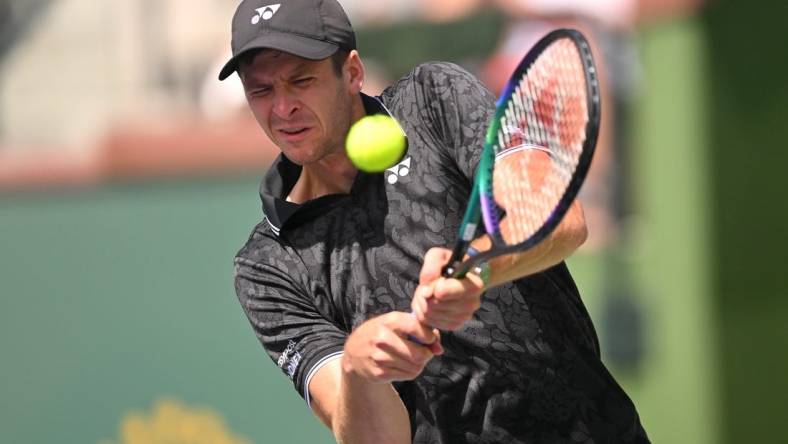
left=234, top=62, right=649, bottom=443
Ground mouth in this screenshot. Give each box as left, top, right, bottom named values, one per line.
left=277, top=126, right=310, bottom=138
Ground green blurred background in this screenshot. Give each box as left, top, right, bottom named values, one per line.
left=1, top=1, right=786, bottom=443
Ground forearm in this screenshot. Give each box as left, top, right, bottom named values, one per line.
left=333, top=367, right=411, bottom=444
left=311, top=313, right=436, bottom=444
left=476, top=200, right=588, bottom=289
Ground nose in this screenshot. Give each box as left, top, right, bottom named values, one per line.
left=272, top=89, right=299, bottom=119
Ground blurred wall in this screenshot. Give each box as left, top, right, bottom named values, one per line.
left=0, top=178, right=335, bottom=443
left=628, top=19, right=718, bottom=443
left=4, top=0, right=786, bottom=443
left=705, top=2, right=788, bottom=443
left=0, top=0, right=230, bottom=151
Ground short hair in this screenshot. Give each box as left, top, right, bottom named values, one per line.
left=329, top=49, right=350, bottom=76
left=237, top=49, right=349, bottom=78
left=237, top=49, right=262, bottom=73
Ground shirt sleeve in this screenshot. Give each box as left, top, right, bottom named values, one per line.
left=233, top=233, right=346, bottom=406
left=410, top=62, right=497, bottom=181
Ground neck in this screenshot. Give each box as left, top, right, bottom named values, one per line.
left=287, top=95, right=366, bottom=204
left=287, top=152, right=358, bottom=203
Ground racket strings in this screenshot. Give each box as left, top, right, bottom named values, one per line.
left=492, top=38, right=589, bottom=245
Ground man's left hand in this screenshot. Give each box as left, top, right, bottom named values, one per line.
left=410, top=247, right=484, bottom=331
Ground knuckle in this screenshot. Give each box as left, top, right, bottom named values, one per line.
left=370, top=351, right=388, bottom=365
left=370, top=367, right=387, bottom=380
left=372, top=331, right=391, bottom=348
left=370, top=336, right=382, bottom=348
left=425, top=247, right=442, bottom=259
left=433, top=290, right=451, bottom=302
left=381, top=311, right=401, bottom=325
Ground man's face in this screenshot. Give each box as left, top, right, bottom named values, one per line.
left=239, top=50, right=358, bottom=166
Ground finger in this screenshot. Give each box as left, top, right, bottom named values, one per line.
left=414, top=282, right=434, bottom=303
left=384, top=312, right=441, bottom=351
left=370, top=346, right=428, bottom=375
left=378, top=330, right=436, bottom=366
left=412, top=281, right=437, bottom=315
left=422, top=306, right=468, bottom=325
left=393, top=314, right=443, bottom=355
left=425, top=293, right=482, bottom=316
left=372, top=363, right=426, bottom=382
left=415, top=283, right=480, bottom=332
left=420, top=303, right=471, bottom=329
left=411, top=292, right=429, bottom=324
left=421, top=298, right=480, bottom=331
left=426, top=329, right=443, bottom=355
left=433, top=276, right=483, bottom=302
left=421, top=312, right=473, bottom=331
left=410, top=334, right=443, bottom=356
left=419, top=247, right=452, bottom=285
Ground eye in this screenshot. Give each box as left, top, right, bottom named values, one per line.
left=247, top=86, right=271, bottom=98
left=294, top=77, right=315, bottom=87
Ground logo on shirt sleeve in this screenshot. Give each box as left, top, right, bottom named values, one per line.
left=277, top=340, right=302, bottom=380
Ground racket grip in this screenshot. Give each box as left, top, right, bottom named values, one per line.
left=407, top=334, right=427, bottom=345
left=442, top=240, right=472, bottom=278
left=442, top=245, right=480, bottom=278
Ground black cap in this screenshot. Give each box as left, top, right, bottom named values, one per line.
left=218, top=0, right=356, bottom=80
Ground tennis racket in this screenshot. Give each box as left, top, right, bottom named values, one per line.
left=442, top=28, right=601, bottom=279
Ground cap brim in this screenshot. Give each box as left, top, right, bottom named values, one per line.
left=218, top=32, right=340, bottom=80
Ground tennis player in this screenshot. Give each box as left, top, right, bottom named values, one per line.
left=222, top=0, right=649, bottom=442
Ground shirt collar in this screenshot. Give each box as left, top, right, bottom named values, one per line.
left=259, top=93, right=396, bottom=234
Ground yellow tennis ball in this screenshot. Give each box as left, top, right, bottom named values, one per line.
left=346, top=115, right=406, bottom=173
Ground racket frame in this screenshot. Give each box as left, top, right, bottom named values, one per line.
left=442, top=28, right=601, bottom=279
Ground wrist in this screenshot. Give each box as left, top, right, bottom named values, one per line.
left=340, top=347, right=387, bottom=385
left=465, top=246, right=491, bottom=289
left=339, top=350, right=362, bottom=380
left=470, top=261, right=491, bottom=289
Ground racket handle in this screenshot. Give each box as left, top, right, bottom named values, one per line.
left=442, top=240, right=471, bottom=278
left=443, top=244, right=482, bottom=279
left=407, top=334, right=427, bottom=345
left=443, top=260, right=476, bottom=279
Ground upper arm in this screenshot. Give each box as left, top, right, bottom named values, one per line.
left=410, top=62, right=496, bottom=181
left=233, top=247, right=347, bottom=406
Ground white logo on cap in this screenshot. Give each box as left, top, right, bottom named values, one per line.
left=251, top=4, right=281, bottom=24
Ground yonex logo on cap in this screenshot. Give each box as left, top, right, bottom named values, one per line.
left=251, top=4, right=281, bottom=24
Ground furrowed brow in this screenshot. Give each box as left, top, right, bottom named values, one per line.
left=288, top=62, right=320, bottom=79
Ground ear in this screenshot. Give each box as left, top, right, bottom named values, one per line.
left=345, top=50, right=365, bottom=94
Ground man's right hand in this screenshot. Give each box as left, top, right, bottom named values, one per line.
left=310, top=312, right=441, bottom=442
left=341, top=311, right=443, bottom=383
